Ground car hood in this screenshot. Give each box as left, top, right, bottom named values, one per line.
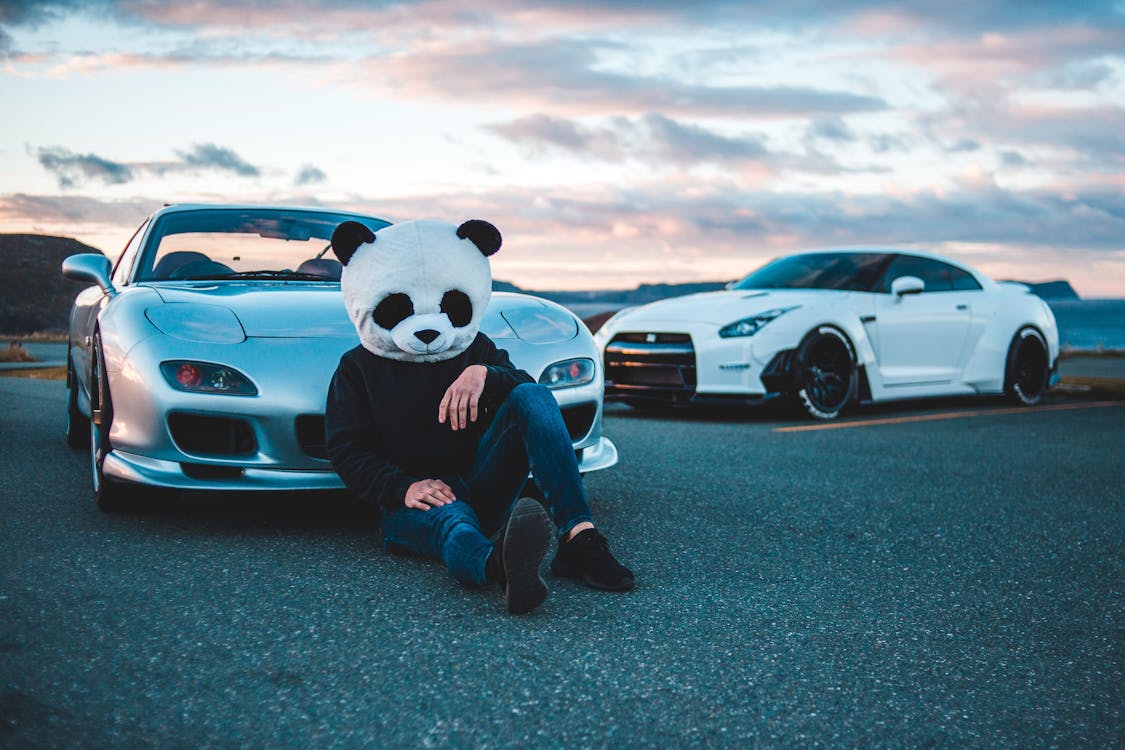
left=147, top=285, right=583, bottom=342
left=613, top=289, right=848, bottom=326
left=151, top=283, right=355, bottom=337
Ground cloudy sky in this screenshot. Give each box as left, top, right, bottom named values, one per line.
left=1, top=1, right=1123, bottom=294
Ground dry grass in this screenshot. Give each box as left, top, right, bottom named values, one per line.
left=1, top=331, right=68, bottom=342
left=0, top=366, right=66, bottom=380
left=0, top=342, right=37, bottom=363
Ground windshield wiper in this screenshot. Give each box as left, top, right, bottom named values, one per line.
left=198, top=270, right=334, bottom=281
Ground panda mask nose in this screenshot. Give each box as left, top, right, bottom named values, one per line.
left=415, top=329, right=440, bottom=344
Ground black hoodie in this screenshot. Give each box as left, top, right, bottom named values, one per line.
left=325, top=333, right=534, bottom=510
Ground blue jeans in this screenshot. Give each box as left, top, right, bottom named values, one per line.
left=381, top=383, right=594, bottom=586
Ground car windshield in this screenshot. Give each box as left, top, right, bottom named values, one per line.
left=135, top=208, right=391, bottom=282
left=732, top=252, right=891, bottom=292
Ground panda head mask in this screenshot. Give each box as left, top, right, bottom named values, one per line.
left=331, top=218, right=502, bottom=363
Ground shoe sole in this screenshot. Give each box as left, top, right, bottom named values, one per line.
left=503, top=498, right=553, bottom=614
left=550, top=559, right=636, bottom=592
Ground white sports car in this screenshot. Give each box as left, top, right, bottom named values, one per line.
left=595, top=249, right=1059, bottom=419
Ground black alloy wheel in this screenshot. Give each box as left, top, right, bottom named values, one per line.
left=1005, top=328, right=1049, bottom=406
left=65, top=353, right=89, bottom=449
left=792, top=328, right=857, bottom=420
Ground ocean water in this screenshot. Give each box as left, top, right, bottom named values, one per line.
left=567, top=298, right=1125, bottom=351
left=1049, top=299, right=1125, bottom=351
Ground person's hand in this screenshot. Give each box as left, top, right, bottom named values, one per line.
left=404, top=479, right=456, bottom=511
left=439, top=364, right=487, bottom=431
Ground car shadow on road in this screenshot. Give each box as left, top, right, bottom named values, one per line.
left=123, top=489, right=379, bottom=537
left=603, top=397, right=793, bottom=424
left=604, top=392, right=1096, bottom=425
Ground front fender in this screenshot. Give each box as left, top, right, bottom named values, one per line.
left=95, top=286, right=164, bottom=374
left=752, top=302, right=877, bottom=370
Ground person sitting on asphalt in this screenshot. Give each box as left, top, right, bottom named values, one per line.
left=323, top=218, right=634, bottom=614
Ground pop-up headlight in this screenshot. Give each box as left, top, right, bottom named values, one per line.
left=146, top=303, right=245, bottom=344
left=718, top=306, right=799, bottom=338
left=539, top=358, right=595, bottom=389
left=160, top=361, right=258, bottom=395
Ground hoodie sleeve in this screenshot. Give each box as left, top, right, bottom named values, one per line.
left=325, top=355, right=417, bottom=510
left=476, top=334, right=535, bottom=409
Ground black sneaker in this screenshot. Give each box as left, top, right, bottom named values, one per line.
left=500, top=497, right=554, bottom=614
left=551, top=528, right=635, bottom=591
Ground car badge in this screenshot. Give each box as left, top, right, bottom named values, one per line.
left=646, top=333, right=657, bottom=343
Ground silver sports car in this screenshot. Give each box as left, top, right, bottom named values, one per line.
left=63, top=204, right=617, bottom=511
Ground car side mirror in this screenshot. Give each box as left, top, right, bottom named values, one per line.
left=62, top=253, right=117, bottom=297
left=891, top=275, right=924, bottom=299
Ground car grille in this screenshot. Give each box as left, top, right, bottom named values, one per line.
left=560, top=403, right=596, bottom=442
left=296, top=415, right=328, bottom=460
left=604, top=333, right=696, bottom=398
left=167, top=413, right=256, bottom=456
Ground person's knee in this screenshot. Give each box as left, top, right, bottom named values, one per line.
left=509, top=382, right=553, bottom=404
left=506, top=383, right=557, bottom=423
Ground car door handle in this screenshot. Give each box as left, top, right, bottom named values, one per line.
left=956, top=304, right=968, bottom=310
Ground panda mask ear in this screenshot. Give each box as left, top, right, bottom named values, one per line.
left=331, top=221, right=376, bottom=265
left=456, top=219, right=502, bottom=257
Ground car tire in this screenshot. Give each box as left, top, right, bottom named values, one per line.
left=1004, top=327, right=1049, bottom=406
left=65, top=354, right=89, bottom=449
left=89, top=333, right=151, bottom=513
left=791, top=327, right=857, bottom=420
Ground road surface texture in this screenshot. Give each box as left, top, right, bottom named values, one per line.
left=1, top=378, right=1122, bottom=747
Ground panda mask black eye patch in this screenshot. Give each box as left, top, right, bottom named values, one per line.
left=373, top=293, right=414, bottom=329
left=441, top=290, right=472, bottom=328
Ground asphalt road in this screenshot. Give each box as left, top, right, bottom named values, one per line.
left=1, top=379, right=1122, bottom=748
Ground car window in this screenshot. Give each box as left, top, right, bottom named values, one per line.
left=111, top=219, right=149, bottom=286
left=135, top=209, right=390, bottom=281
left=950, top=266, right=983, bottom=291
left=732, top=252, right=891, bottom=292
left=877, top=255, right=957, bottom=293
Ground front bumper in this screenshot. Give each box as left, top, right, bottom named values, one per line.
left=102, top=333, right=618, bottom=492
left=603, top=323, right=795, bottom=404
left=102, top=450, right=345, bottom=491
left=104, top=436, right=619, bottom=491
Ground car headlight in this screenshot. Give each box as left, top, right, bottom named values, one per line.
left=718, top=306, right=799, bottom=338
left=160, top=361, right=258, bottom=395
left=539, top=358, right=595, bottom=389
